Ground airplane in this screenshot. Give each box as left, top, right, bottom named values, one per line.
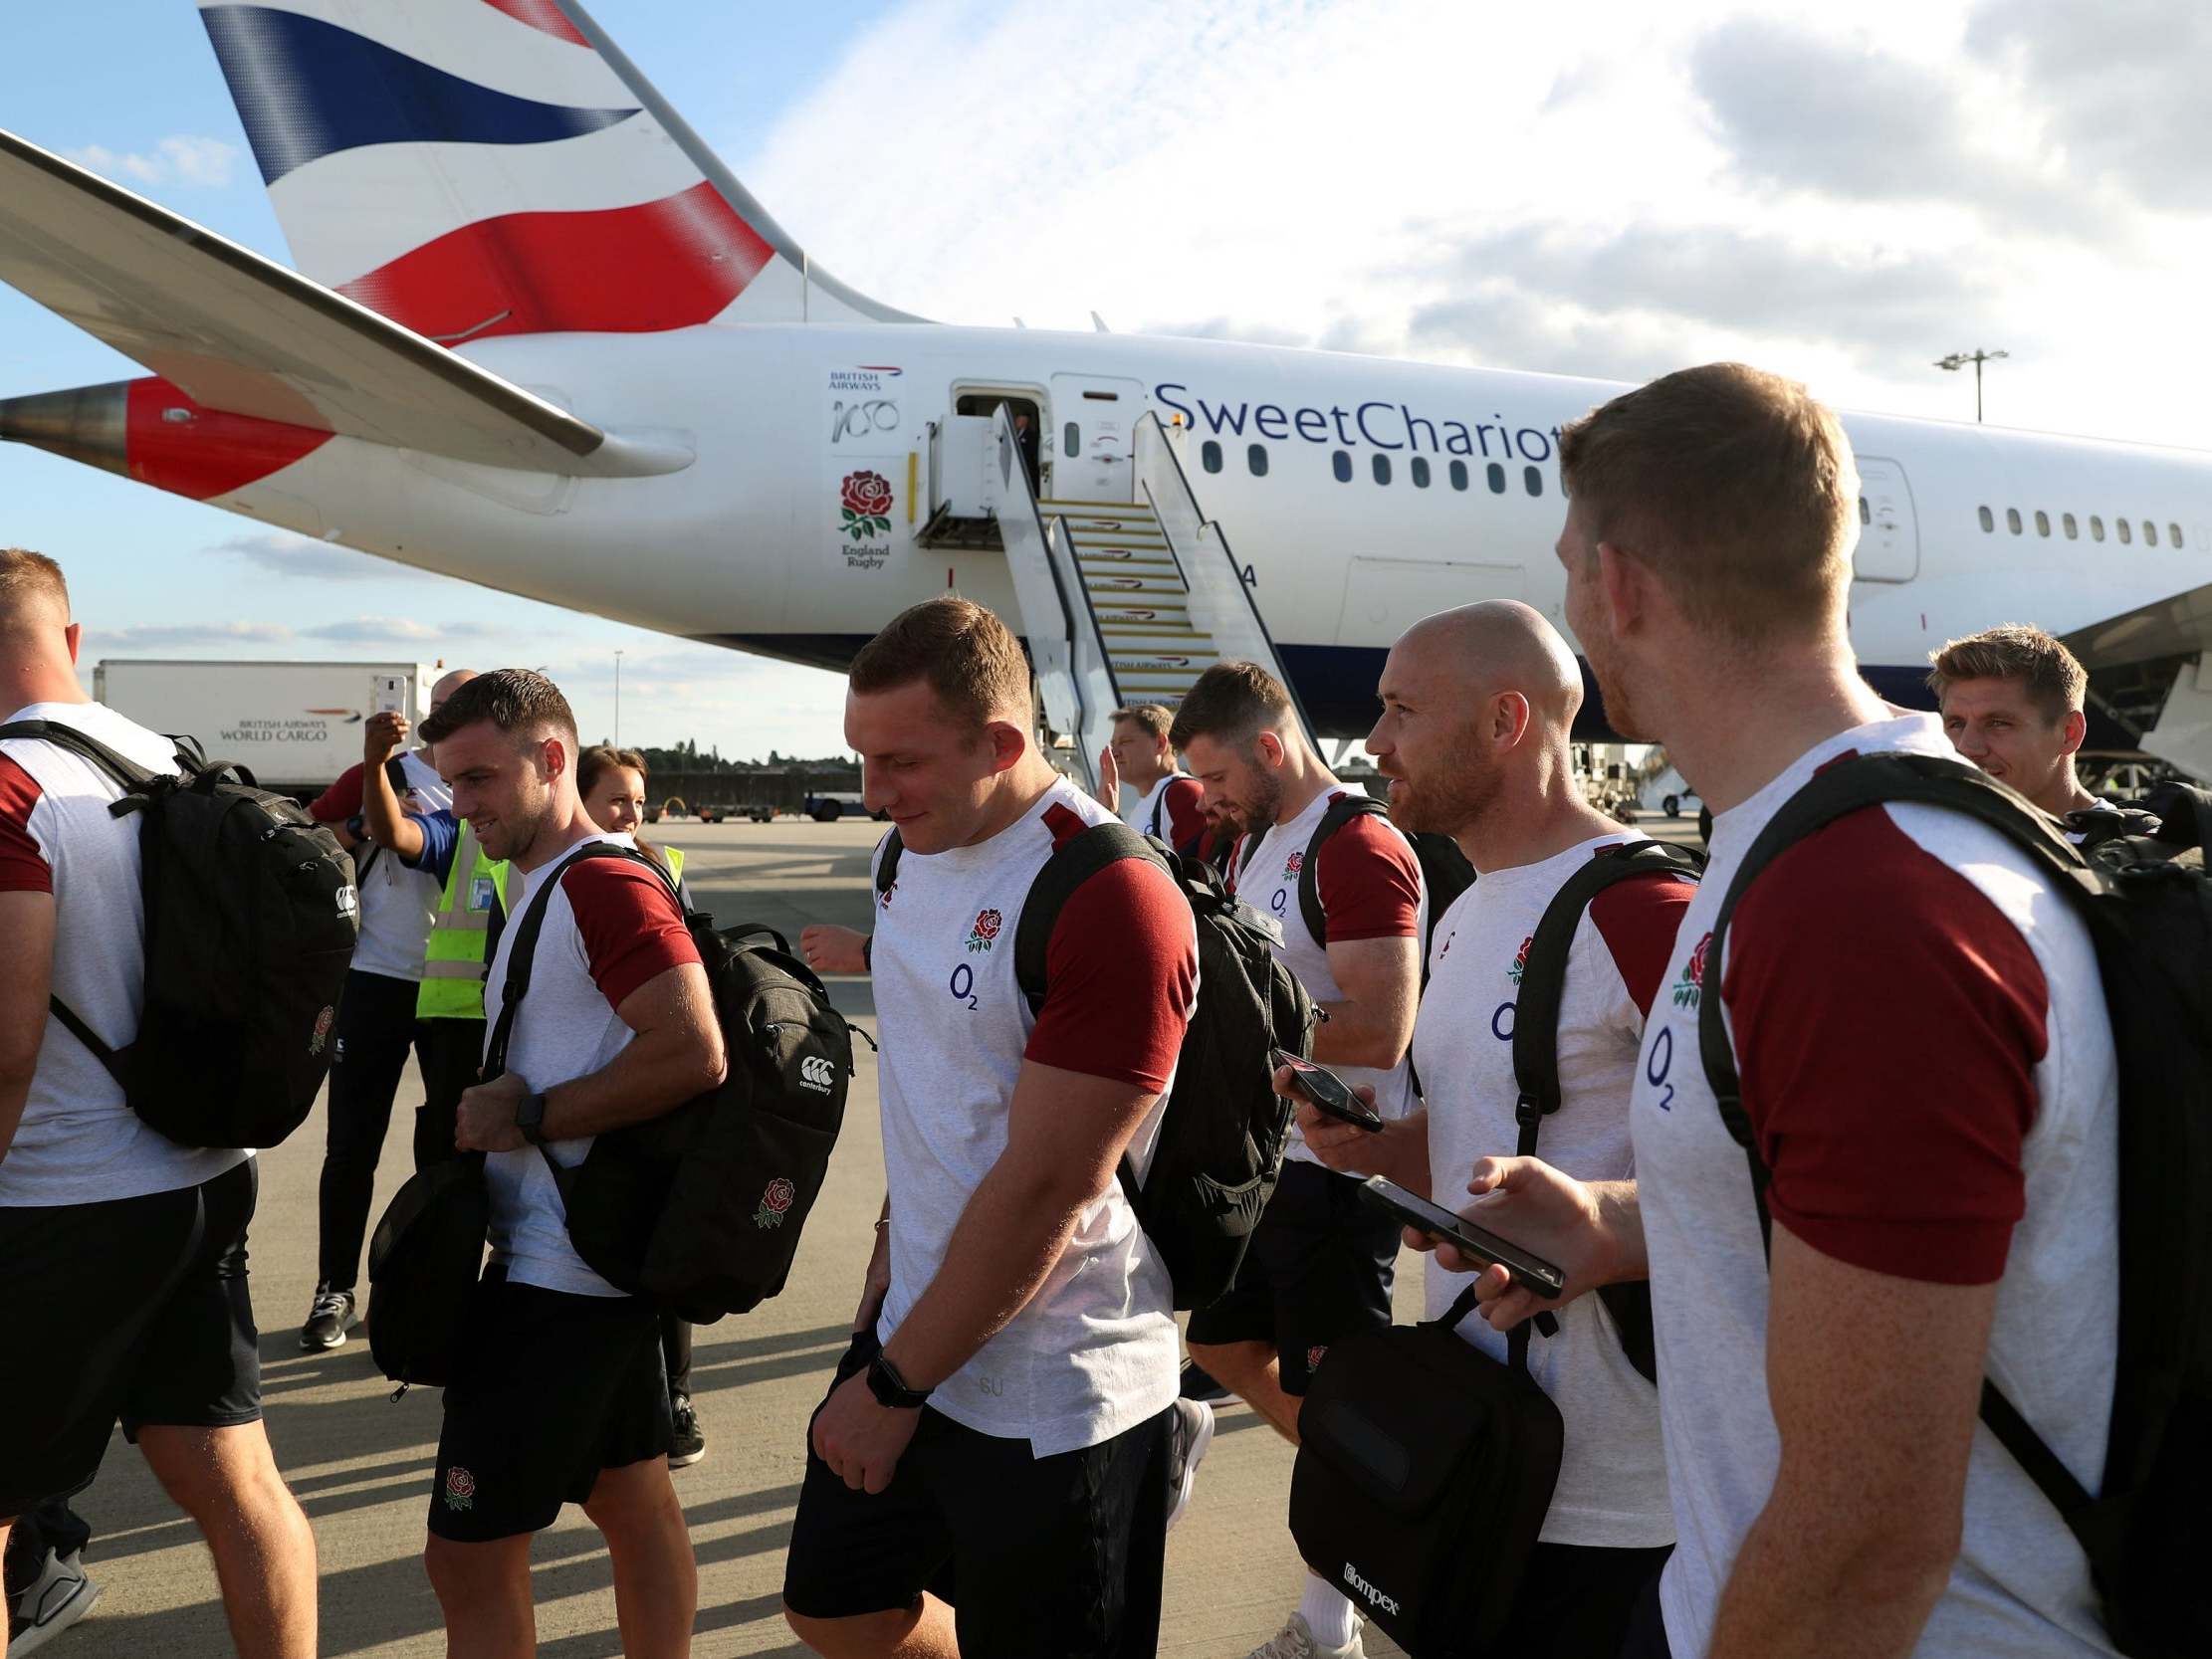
left=2, top=0, right=2208, bottom=787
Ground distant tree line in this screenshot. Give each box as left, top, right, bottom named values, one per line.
left=604, top=737, right=855, bottom=774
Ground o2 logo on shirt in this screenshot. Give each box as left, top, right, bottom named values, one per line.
left=1646, top=1026, right=1675, bottom=1112
left=1269, top=886, right=1289, bottom=918
left=948, top=963, right=979, bottom=1011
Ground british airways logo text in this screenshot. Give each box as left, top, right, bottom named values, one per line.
left=1156, top=383, right=1562, bottom=464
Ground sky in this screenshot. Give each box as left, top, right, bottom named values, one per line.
left=5, top=0, right=2211, bottom=758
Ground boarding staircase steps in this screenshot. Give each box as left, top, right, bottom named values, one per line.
left=1036, top=499, right=1216, bottom=707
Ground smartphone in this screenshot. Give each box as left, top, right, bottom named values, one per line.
left=1272, top=1049, right=1385, bottom=1133
left=371, top=674, right=407, bottom=717
left=1357, top=1176, right=1566, bottom=1298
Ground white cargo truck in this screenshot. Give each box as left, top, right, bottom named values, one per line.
left=92, top=659, right=432, bottom=800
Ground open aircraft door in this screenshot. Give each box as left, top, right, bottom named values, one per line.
left=1853, top=457, right=1919, bottom=582
left=1046, top=374, right=1144, bottom=504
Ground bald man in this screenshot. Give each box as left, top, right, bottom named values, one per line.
left=297, top=667, right=476, bottom=1350
left=1295, top=602, right=1693, bottom=1658
left=1, top=548, right=318, bottom=1656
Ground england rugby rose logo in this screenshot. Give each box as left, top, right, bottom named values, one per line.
left=966, top=908, right=1002, bottom=952
left=1672, top=932, right=1713, bottom=1009
left=1507, top=934, right=1533, bottom=985
left=840, top=471, right=894, bottom=541
left=443, top=1467, right=476, bottom=1512
left=755, top=1176, right=797, bottom=1230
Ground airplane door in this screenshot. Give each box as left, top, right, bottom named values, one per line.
left=1854, top=457, right=1919, bottom=582
left=1047, top=374, right=1145, bottom=504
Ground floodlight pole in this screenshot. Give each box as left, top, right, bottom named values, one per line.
left=614, top=649, right=624, bottom=746
left=1934, top=348, right=2009, bottom=423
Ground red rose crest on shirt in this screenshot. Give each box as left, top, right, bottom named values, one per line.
left=1506, top=933, right=1534, bottom=984
left=1672, top=932, right=1712, bottom=1008
left=966, top=908, right=1002, bottom=952
left=1282, top=850, right=1304, bottom=882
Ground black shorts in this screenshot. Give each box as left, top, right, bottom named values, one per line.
left=1617, top=1568, right=1673, bottom=1659
left=427, top=1269, right=671, bottom=1543
left=1494, top=1542, right=1672, bottom=1659
left=1184, top=1159, right=1400, bottom=1394
left=782, top=1329, right=1171, bottom=1659
left=0, top=1158, right=262, bottom=1517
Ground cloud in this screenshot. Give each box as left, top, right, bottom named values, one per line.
left=300, top=617, right=501, bottom=646
left=214, top=533, right=409, bottom=582
left=62, top=134, right=241, bottom=189
left=87, top=621, right=292, bottom=650
left=1965, top=0, right=2212, bottom=210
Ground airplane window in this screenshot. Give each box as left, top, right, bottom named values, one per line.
left=1201, top=441, right=1221, bottom=474
left=2172, top=523, right=2185, bottom=548
left=2091, top=516, right=2105, bottom=541
left=1523, top=466, right=1543, bottom=498
left=2035, top=511, right=2050, bottom=537
left=2117, top=518, right=2132, bottom=544
left=1063, top=422, right=1078, bottom=458
left=1449, top=460, right=1468, bottom=492
left=1978, top=506, right=1994, bottom=532
left=1860, top=499, right=1871, bottom=525
left=1247, top=444, right=1268, bottom=477
left=2063, top=513, right=2078, bottom=539
left=1372, top=455, right=1392, bottom=486
left=1411, top=458, right=1432, bottom=489
left=1332, top=451, right=1352, bottom=483
left=1486, top=463, right=1506, bottom=494
left=2145, top=520, right=2158, bottom=547
left=2006, top=508, right=2022, bottom=534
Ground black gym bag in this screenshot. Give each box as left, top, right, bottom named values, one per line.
left=365, top=1151, right=489, bottom=1389
left=1289, top=1281, right=1565, bottom=1657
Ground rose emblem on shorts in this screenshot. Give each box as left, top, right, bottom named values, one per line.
left=1672, top=932, right=1712, bottom=1009
left=839, top=470, right=894, bottom=541
left=1306, top=1344, right=1328, bottom=1373
left=755, top=1176, right=797, bottom=1230
left=966, top=908, right=1002, bottom=952
left=1506, top=933, right=1533, bottom=985
left=443, top=1466, right=476, bottom=1512
left=309, top=1004, right=335, bottom=1056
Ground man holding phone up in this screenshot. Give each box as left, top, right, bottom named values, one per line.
left=1172, top=662, right=1426, bottom=1659
left=1295, top=602, right=1692, bottom=1657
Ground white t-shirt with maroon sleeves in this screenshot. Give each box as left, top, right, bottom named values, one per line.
left=1633, top=713, right=2121, bottom=1657
left=481, top=832, right=700, bottom=1298
left=0, top=702, right=250, bottom=1207
left=870, top=777, right=1200, bottom=1457
left=1416, top=831, right=1692, bottom=1549
left=1232, top=787, right=1426, bottom=1166
left=1122, top=772, right=1206, bottom=845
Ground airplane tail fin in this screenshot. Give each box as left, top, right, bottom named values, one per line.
left=194, top=0, right=917, bottom=338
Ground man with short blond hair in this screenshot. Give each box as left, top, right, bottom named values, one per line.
left=1462, top=364, right=2120, bottom=1659
left=784, top=597, right=1199, bottom=1659
left=1, top=548, right=319, bottom=1659
left=1927, top=624, right=2112, bottom=833
left=1098, top=702, right=1207, bottom=844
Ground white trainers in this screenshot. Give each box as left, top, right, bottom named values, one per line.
left=1165, top=1395, right=1214, bottom=1532
left=1242, top=1612, right=1365, bottom=1659
left=8, top=1549, right=102, bottom=1657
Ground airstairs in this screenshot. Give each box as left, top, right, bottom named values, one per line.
left=981, top=406, right=1315, bottom=792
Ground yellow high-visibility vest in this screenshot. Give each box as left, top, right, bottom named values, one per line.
left=417, top=819, right=510, bottom=1022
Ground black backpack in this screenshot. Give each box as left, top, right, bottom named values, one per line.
left=365, top=1151, right=489, bottom=1389
left=1696, top=751, right=2211, bottom=1659
left=1511, top=839, right=1706, bottom=1383
left=0, top=719, right=358, bottom=1149
left=490, top=842, right=853, bottom=1322
left=1292, top=792, right=1476, bottom=970
left=876, top=820, right=1315, bottom=1309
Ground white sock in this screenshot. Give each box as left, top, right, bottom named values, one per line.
left=1298, top=1574, right=1359, bottom=1649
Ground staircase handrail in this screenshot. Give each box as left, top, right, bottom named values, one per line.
left=1133, top=411, right=1318, bottom=748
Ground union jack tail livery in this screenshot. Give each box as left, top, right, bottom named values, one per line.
left=195, top=0, right=910, bottom=336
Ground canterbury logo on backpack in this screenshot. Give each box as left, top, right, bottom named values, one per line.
left=0, top=720, right=358, bottom=1150
left=798, top=1055, right=836, bottom=1092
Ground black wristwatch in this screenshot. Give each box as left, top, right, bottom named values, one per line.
left=516, top=1091, right=551, bottom=1146
left=866, top=1349, right=931, bottom=1410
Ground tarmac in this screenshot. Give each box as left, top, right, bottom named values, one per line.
left=46, top=808, right=1700, bottom=1658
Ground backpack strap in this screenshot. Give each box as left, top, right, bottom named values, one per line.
left=1295, top=793, right=1387, bottom=950
left=481, top=841, right=675, bottom=1195
left=1691, top=750, right=2103, bottom=1547
left=0, top=720, right=171, bottom=1089
left=874, top=828, right=904, bottom=897
left=1505, top=839, right=1703, bottom=1381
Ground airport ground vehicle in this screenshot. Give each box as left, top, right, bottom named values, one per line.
left=92, top=658, right=429, bottom=801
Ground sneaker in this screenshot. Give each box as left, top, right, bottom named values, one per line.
left=1243, top=1613, right=1364, bottom=1659
left=298, top=1287, right=356, bottom=1351
left=1179, top=1356, right=1232, bottom=1403
left=1164, top=1396, right=1214, bottom=1532
left=668, top=1394, right=706, bottom=1469
left=8, top=1550, right=102, bottom=1657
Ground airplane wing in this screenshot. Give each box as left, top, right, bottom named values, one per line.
left=2065, top=577, right=2212, bottom=669
left=0, top=128, right=683, bottom=477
